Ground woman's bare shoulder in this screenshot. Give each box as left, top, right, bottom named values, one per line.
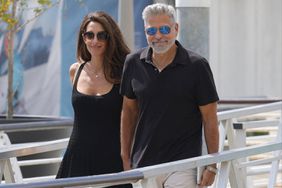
left=70, top=62, right=81, bottom=73
left=69, top=62, right=82, bottom=83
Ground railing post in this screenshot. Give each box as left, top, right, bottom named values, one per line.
left=225, top=119, right=241, bottom=188
left=212, top=120, right=229, bottom=188
left=232, top=122, right=249, bottom=187
left=218, top=120, right=227, bottom=152
left=268, top=119, right=282, bottom=187
left=0, top=131, right=23, bottom=183
left=213, top=160, right=231, bottom=188
left=0, top=159, right=6, bottom=182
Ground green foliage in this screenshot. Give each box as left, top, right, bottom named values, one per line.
left=0, top=0, right=10, bottom=16
left=247, top=131, right=268, bottom=137
left=0, top=0, right=54, bottom=32
left=35, top=0, right=52, bottom=15
left=38, top=0, right=52, bottom=6
left=1, top=13, right=17, bottom=29
left=0, top=0, right=16, bottom=29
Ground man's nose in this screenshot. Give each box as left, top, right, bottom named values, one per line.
left=154, top=30, right=162, bottom=39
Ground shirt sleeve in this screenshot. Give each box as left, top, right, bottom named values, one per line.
left=195, top=58, right=219, bottom=106
left=120, top=54, right=136, bottom=99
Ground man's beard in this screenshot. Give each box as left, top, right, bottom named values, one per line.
left=149, top=38, right=175, bottom=54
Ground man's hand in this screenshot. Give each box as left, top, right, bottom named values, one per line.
left=198, top=167, right=216, bottom=187
left=122, top=157, right=132, bottom=171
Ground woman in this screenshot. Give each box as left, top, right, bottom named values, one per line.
left=56, top=11, right=131, bottom=187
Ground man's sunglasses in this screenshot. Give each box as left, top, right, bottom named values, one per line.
left=145, top=25, right=171, bottom=36
left=83, top=31, right=109, bottom=41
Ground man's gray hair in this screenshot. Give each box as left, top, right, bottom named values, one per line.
left=142, top=3, right=176, bottom=25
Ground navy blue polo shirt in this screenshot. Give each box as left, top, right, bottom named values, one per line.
left=120, top=41, right=219, bottom=168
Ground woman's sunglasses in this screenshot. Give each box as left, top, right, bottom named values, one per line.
left=145, top=25, right=171, bottom=36
left=83, top=31, right=109, bottom=41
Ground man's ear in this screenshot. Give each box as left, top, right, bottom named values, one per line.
left=144, top=25, right=147, bottom=35
left=174, top=23, right=179, bottom=38
left=175, top=23, right=179, bottom=32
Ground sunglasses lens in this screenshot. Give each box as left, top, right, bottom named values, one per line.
left=83, top=32, right=94, bottom=40
left=146, top=27, right=157, bottom=36
left=146, top=26, right=171, bottom=36
left=97, top=31, right=109, bottom=40
left=83, top=31, right=108, bottom=41
left=159, top=26, right=171, bottom=35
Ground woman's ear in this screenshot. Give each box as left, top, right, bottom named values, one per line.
left=82, top=35, right=86, bottom=44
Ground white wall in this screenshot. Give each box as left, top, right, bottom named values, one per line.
left=210, top=0, right=282, bottom=99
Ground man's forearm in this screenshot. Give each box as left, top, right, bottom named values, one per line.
left=120, top=97, right=139, bottom=169
left=120, top=114, right=136, bottom=160
left=205, top=121, right=219, bottom=155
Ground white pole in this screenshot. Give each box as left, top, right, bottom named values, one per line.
left=118, top=0, right=135, bottom=51
left=175, top=0, right=210, bottom=59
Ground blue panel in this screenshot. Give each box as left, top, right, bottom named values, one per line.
left=134, top=0, right=153, bottom=49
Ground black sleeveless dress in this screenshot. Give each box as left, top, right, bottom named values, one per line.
left=57, top=63, right=131, bottom=188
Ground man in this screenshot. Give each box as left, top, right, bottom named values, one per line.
left=120, top=3, right=219, bottom=188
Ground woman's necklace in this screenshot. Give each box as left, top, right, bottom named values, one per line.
left=94, top=72, right=102, bottom=78
left=92, top=70, right=104, bottom=79
left=85, top=62, right=104, bottom=78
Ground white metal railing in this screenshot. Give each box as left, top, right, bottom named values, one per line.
left=0, top=142, right=281, bottom=188
left=0, top=117, right=72, bottom=184
left=0, top=102, right=281, bottom=187
left=216, top=102, right=282, bottom=188
left=0, top=118, right=73, bottom=132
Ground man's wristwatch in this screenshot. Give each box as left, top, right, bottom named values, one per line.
left=206, top=166, right=218, bottom=174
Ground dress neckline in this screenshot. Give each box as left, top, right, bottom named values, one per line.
left=74, top=85, right=114, bottom=97
left=73, top=62, right=115, bottom=97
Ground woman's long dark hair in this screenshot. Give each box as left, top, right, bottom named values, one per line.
left=77, top=11, right=130, bottom=84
